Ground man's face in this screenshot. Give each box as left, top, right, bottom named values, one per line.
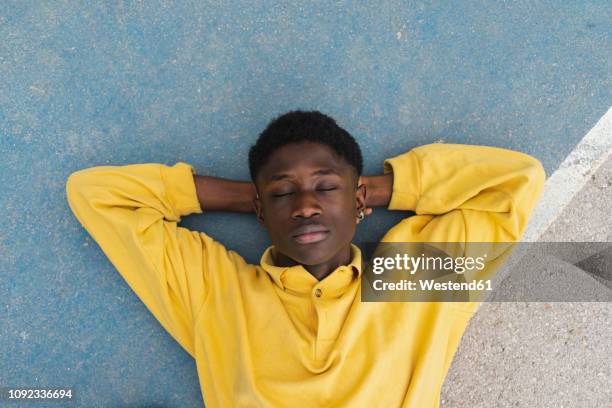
left=253, top=141, right=366, bottom=266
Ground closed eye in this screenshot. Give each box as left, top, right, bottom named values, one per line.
left=272, top=192, right=294, bottom=198
left=271, top=187, right=338, bottom=198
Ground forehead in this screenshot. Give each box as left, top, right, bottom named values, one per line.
left=258, top=142, right=351, bottom=182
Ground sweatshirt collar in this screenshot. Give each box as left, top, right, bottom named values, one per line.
left=260, top=244, right=362, bottom=297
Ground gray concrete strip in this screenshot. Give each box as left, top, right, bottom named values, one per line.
left=539, top=154, right=612, bottom=242
left=492, top=254, right=611, bottom=302
left=523, top=106, right=612, bottom=243
left=441, top=302, right=612, bottom=408
left=442, top=154, right=612, bottom=407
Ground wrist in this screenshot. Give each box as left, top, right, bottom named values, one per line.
left=363, top=173, right=393, bottom=208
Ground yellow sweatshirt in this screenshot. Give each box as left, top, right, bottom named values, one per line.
left=66, top=143, right=545, bottom=407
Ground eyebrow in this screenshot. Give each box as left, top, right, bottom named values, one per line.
left=267, top=167, right=341, bottom=181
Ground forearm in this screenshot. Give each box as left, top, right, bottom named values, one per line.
left=364, top=173, right=393, bottom=208
left=193, top=175, right=256, bottom=213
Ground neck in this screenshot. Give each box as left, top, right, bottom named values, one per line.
left=274, top=245, right=352, bottom=281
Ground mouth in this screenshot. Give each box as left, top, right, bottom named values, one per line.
left=291, top=224, right=330, bottom=244
left=292, top=230, right=330, bottom=244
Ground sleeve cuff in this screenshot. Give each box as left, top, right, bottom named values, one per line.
left=162, top=162, right=203, bottom=217
left=383, top=150, right=420, bottom=211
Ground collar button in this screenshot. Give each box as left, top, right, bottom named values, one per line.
left=314, top=288, right=322, bottom=298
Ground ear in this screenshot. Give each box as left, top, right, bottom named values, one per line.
left=356, top=176, right=367, bottom=212
left=252, top=193, right=266, bottom=227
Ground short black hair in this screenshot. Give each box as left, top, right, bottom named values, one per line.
left=248, top=110, right=363, bottom=187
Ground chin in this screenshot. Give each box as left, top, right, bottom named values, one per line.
left=288, top=244, right=340, bottom=266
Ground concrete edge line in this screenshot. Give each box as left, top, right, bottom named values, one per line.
left=469, top=107, right=612, bottom=313
left=523, top=106, right=612, bottom=243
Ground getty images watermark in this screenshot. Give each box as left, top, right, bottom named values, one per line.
left=359, top=242, right=611, bottom=302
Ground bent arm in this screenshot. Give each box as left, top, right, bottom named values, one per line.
left=66, top=162, right=245, bottom=357
left=379, top=143, right=545, bottom=243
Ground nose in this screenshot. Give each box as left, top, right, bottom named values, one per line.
left=291, top=190, right=322, bottom=219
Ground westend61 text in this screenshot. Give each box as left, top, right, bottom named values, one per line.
left=371, top=253, right=487, bottom=275
left=372, top=279, right=493, bottom=292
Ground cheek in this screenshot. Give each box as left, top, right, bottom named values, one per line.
left=329, top=200, right=358, bottom=230
left=261, top=204, right=290, bottom=234
left=263, top=203, right=289, bottom=221
left=340, top=194, right=358, bottom=215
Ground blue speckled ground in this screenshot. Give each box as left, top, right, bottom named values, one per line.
left=1, top=2, right=610, bottom=407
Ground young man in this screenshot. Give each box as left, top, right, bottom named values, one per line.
left=66, top=110, right=545, bottom=407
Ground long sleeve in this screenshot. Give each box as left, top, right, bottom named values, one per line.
left=380, top=143, right=545, bottom=318
left=65, top=162, right=239, bottom=357
left=381, top=143, right=546, bottom=243
left=378, top=144, right=546, bottom=392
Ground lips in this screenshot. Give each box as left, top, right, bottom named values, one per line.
left=291, top=224, right=330, bottom=244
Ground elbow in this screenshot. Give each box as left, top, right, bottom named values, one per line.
left=66, top=173, right=78, bottom=200
left=66, top=173, right=82, bottom=211
left=527, top=157, right=546, bottom=196
left=65, top=170, right=94, bottom=206
left=513, top=158, right=546, bottom=240
left=514, top=152, right=546, bottom=195
left=66, top=171, right=84, bottom=198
